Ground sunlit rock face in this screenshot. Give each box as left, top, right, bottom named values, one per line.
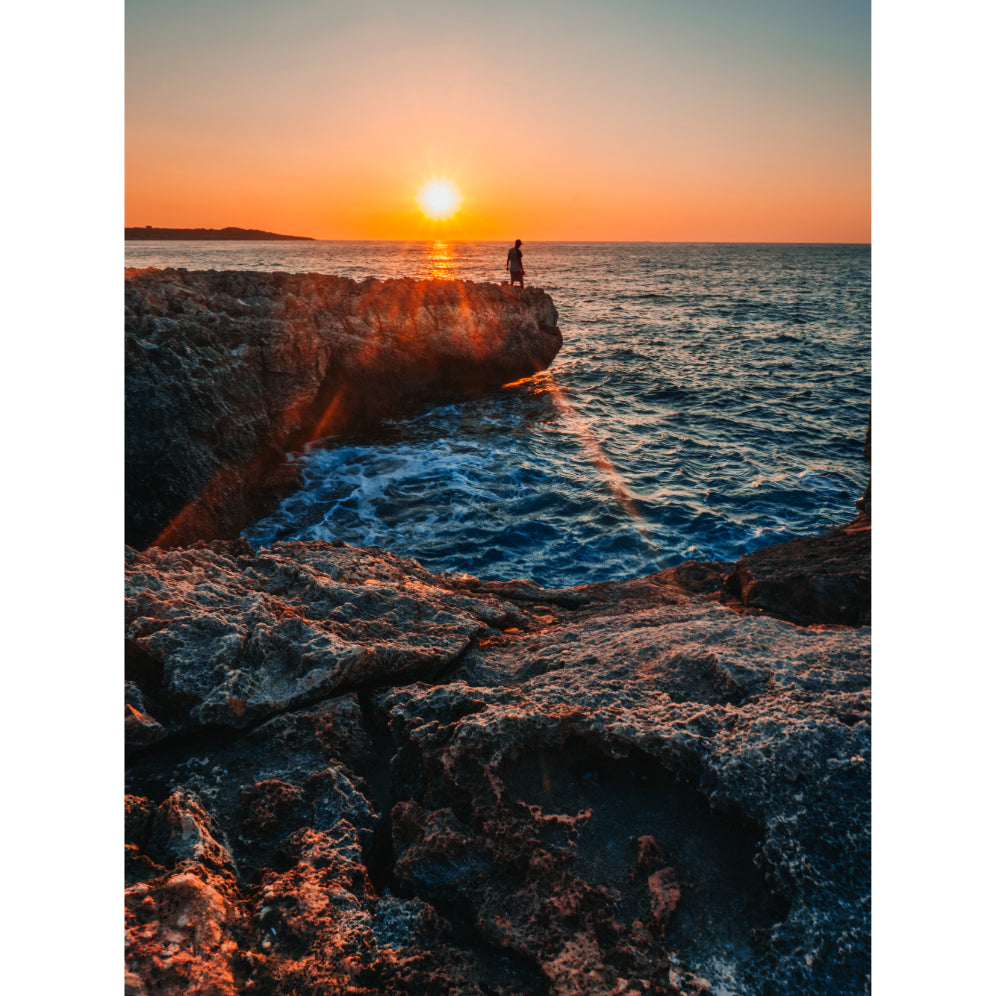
left=125, top=269, right=561, bottom=549
left=126, top=538, right=870, bottom=996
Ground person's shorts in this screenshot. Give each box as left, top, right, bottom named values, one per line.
left=509, top=268, right=524, bottom=280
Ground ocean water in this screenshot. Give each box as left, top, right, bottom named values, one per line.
left=126, top=241, right=870, bottom=587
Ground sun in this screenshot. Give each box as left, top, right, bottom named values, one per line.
left=417, top=178, right=462, bottom=220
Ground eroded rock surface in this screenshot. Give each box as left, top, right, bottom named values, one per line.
left=125, top=269, right=561, bottom=548
left=125, top=539, right=870, bottom=995
left=125, top=540, right=525, bottom=736
left=724, top=514, right=870, bottom=626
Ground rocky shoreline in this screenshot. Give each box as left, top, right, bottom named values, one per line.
left=124, top=272, right=870, bottom=995
left=126, top=269, right=562, bottom=549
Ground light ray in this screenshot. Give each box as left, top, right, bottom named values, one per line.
left=526, top=372, right=660, bottom=551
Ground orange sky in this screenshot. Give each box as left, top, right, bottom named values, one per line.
left=126, top=0, right=870, bottom=242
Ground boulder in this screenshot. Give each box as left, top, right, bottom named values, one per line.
left=124, top=539, right=526, bottom=735
left=723, top=516, right=870, bottom=626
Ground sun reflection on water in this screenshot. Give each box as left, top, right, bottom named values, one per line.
left=426, top=241, right=455, bottom=280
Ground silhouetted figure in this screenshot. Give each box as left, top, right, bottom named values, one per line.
left=506, top=239, right=525, bottom=288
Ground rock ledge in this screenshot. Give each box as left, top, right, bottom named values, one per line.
left=126, top=269, right=561, bottom=548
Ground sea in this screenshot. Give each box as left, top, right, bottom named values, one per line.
left=126, top=241, right=870, bottom=588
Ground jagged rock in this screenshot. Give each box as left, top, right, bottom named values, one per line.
left=125, top=539, right=525, bottom=734
left=125, top=269, right=561, bottom=548
left=377, top=572, right=869, bottom=995
left=149, top=789, right=238, bottom=876
left=125, top=791, right=244, bottom=996
left=124, top=679, right=554, bottom=994
left=126, top=682, right=168, bottom=747
left=124, top=538, right=870, bottom=995
left=723, top=515, right=870, bottom=625
left=125, top=869, right=243, bottom=996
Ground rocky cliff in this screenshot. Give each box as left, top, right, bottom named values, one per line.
left=125, top=269, right=562, bottom=548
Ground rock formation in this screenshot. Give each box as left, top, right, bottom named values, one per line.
left=125, top=269, right=562, bottom=549
left=123, top=269, right=870, bottom=994
left=126, top=538, right=870, bottom=995
left=724, top=515, right=870, bottom=626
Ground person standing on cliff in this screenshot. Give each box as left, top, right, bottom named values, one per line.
left=506, top=239, right=525, bottom=288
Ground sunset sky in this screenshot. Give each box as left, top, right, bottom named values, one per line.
left=127, top=0, right=869, bottom=242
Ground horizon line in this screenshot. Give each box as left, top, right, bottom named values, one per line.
left=125, top=236, right=872, bottom=246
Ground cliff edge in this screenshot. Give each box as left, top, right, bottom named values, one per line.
left=125, top=269, right=562, bottom=548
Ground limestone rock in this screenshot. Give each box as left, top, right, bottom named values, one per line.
left=125, top=269, right=562, bottom=547
left=126, top=681, right=168, bottom=747
left=724, top=516, right=870, bottom=625
left=125, top=791, right=243, bottom=996
left=125, top=539, right=525, bottom=734
left=377, top=577, right=869, bottom=995
left=124, top=538, right=870, bottom=995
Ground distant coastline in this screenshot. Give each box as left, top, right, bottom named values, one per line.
left=125, top=226, right=315, bottom=241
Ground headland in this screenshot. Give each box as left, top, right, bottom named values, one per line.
left=125, top=226, right=315, bottom=241
left=125, top=268, right=562, bottom=549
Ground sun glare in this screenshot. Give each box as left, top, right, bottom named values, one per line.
left=417, top=178, right=462, bottom=220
